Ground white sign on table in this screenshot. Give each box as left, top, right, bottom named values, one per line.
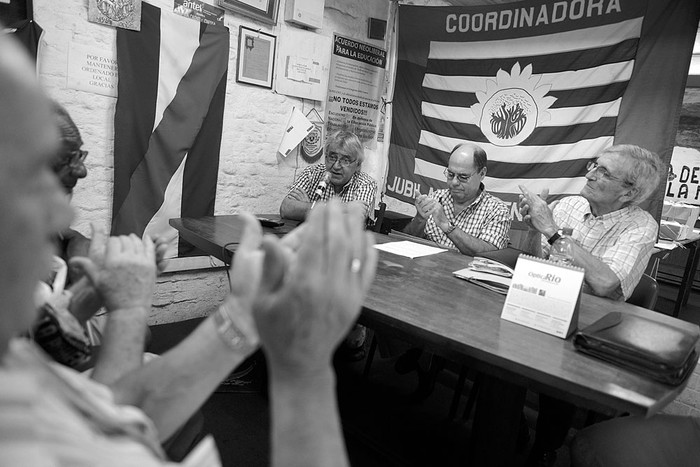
left=501, top=255, right=584, bottom=338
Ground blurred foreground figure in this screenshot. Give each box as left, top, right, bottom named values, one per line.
left=0, top=32, right=376, bottom=467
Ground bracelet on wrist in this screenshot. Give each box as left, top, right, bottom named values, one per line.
left=213, top=302, right=257, bottom=352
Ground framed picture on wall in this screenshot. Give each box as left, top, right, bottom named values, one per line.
left=218, top=0, right=278, bottom=25
left=236, top=26, right=276, bottom=89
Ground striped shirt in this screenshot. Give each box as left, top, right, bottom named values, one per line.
left=541, top=196, right=658, bottom=301
left=0, top=339, right=221, bottom=467
left=288, top=163, right=377, bottom=218
left=424, top=188, right=511, bottom=251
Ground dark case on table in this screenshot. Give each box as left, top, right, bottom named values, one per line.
left=573, top=311, right=700, bottom=385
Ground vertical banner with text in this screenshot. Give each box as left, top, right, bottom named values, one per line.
left=326, top=34, right=386, bottom=148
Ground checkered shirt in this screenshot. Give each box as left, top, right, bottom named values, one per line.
left=541, top=196, right=658, bottom=301
left=424, top=188, right=511, bottom=251
left=288, top=163, right=377, bottom=218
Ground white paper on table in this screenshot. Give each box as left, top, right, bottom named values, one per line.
left=278, top=107, right=314, bottom=157
left=374, top=241, right=447, bottom=259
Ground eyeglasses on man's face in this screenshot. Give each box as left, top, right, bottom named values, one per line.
left=444, top=168, right=478, bottom=184
left=326, top=151, right=357, bottom=168
left=54, top=149, right=88, bottom=171
left=586, top=160, right=632, bottom=186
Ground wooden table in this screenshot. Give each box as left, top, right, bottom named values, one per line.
left=171, top=215, right=699, bottom=461
left=170, top=216, right=697, bottom=465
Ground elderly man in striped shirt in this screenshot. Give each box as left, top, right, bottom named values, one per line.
left=404, top=142, right=511, bottom=255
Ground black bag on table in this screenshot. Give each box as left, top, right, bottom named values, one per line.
left=573, top=311, right=700, bottom=386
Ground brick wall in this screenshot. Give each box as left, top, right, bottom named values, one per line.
left=33, top=0, right=389, bottom=324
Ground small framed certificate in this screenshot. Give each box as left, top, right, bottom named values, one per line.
left=236, top=26, right=276, bottom=89
left=219, top=0, right=278, bottom=25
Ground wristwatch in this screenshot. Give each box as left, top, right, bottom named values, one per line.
left=547, top=231, right=561, bottom=245
left=443, top=222, right=457, bottom=235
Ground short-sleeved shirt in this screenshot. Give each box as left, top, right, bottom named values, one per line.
left=423, top=188, right=511, bottom=251
left=287, top=163, right=377, bottom=218
left=541, top=196, right=658, bottom=301
left=0, top=338, right=220, bottom=467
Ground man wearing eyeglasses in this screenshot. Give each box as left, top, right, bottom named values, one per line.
left=517, top=144, right=665, bottom=467
left=403, top=142, right=511, bottom=255
left=518, top=144, right=665, bottom=302
left=280, top=130, right=377, bottom=221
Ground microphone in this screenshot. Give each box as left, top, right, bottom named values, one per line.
left=313, top=171, right=331, bottom=202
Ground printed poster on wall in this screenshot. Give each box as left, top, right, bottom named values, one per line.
left=666, top=147, right=700, bottom=206
left=325, top=34, right=386, bottom=148
left=88, top=0, right=142, bottom=31
left=174, top=0, right=224, bottom=26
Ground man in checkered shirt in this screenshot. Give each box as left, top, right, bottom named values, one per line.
left=517, top=144, right=665, bottom=466
left=403, top=142, right=511, bottom=255
left=280, top=130, right=377, bottom=221
left=518, top=144, right=665, bottom=302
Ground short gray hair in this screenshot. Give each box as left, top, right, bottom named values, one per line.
left=604, top=144, right=665, bottom=205
left=324, top=130, right=364, bottom=165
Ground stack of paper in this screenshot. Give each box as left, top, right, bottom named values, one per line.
left=453, top=257, right=514, bottom=295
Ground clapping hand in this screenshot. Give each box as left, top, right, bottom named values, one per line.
left=70, top=225, right=156, bottom=311
left=518, top=186, right=554, bottom=234
left=415, top=194, right=438, bottom=220
left=252, top=200, right=377, bottom=378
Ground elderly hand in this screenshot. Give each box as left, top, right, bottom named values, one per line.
left=518, top=186, right=556, bottom=235
left=431, top=203, right=449, bottom=229
left=220, top=212, right=264, bottom=349
left=70, top=227, right=156, bottom=311
left=415, top=194, right=438, bottom=220
left=252, top=200, right=377, bottom=378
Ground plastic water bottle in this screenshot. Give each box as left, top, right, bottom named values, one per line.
left=549, top=227, right=574, bottom=266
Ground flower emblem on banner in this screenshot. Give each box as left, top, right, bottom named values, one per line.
left=471, top=63, right=556, bottom=147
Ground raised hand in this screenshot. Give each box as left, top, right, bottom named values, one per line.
left=70, top=228, right=156, bottom=311
left=518, top=185, right=555, bottom=234
left=415, top=194, right=438, bottom=220
left=253, top=200, right=377, bottom=378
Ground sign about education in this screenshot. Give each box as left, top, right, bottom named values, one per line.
left=666, top=147, right=700, bottom=206
left=325, top=34, right=386, bottom=147
left=174, top=0, right=224, bottom=26
left=67, top=43, right=118, bottom=98
left=88, top=0, right=142, bottom=31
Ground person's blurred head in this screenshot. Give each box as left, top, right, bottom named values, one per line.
left=50, top=102, right=87, bottom=195
left=445, top=143, right=487, bottom=205
left=581, top=144, right=664, bottom=214
left=0, top=34, right=73, bottom=352
left=324, top=130, right=364, bottom=189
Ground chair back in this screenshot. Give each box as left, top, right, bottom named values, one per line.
left=371, top=201, right=387, bottom=233
left=626, top=274, right=658, bottom=310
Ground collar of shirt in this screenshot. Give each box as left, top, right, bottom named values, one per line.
left=582, top=201, right=635, bottom=230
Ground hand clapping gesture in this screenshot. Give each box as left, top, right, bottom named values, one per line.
left=253, top=200, right=377, bottom=377
left=70, top=226, right=156, bottom=312
left=518, top=186, right=554, bottom=234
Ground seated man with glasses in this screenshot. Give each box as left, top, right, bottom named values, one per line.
left=280, top=130, right=377, bottom=221
left=518, top=144, right=664, bottom=301
left=516, top=144, right=666, bottom=467
left=403, top=142, right=511, bottom=255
